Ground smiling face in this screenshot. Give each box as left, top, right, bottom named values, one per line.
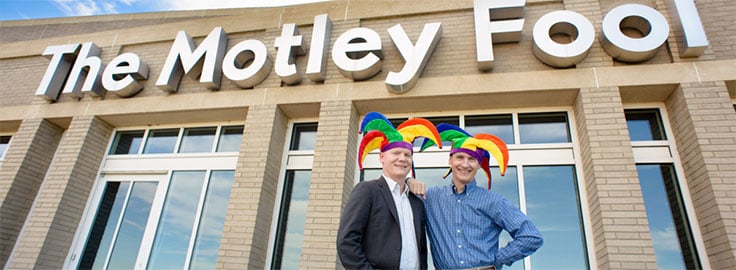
left=448, top=151, right=480, bottom=187
left=379, top=147, right=413, bottom=181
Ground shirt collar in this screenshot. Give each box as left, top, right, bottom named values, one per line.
left=451, top=179, right=478, bottom=195
left=383, top=174, right=409, bottom=195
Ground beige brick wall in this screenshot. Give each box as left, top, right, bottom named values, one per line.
left=0, top=119, right=63, bottom=265
left=217, top=105, right=287, bottom=269
left=665, top=81, right=736, bottom=269
left=4, top=116, right=112, bottom=269
left=300, top=101, right=359, bottom=269
left=573, top=86, right=657, bottom=269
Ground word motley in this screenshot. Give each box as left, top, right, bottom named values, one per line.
left=36, top=0, right=708, bottom=101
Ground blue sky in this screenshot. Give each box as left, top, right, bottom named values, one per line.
left=0, top=0, right=328, bottom=21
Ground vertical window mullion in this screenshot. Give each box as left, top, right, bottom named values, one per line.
left=173, top=128, right=184, bottom=153
left=184, top=170, right=212, bottom=269
left=138, top=130, right=150, bottom=155
left=211, top=126, right=223, bottom=153
left=512, top=113, right=521, bottom=145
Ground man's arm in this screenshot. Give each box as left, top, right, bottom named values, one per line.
left=336, top=182, right=374, bottom=269
left=492, top=197, right=544, bottom=266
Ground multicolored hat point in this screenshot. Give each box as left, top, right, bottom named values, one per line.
left=420, top=123, right=509, bottom=189
left=358, top=112, right=442, bottom=170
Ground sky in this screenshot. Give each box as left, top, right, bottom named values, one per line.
left=0, top=0, right=329, bottom=21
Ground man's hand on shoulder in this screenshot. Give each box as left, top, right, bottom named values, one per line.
left=406, top=178, right=426, bottom=199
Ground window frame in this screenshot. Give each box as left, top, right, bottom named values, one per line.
left=266, top=119, right=318, bottom=269
left=65, top=121, right=243, bottom=269
left=624, top=103, right=711, bottom=269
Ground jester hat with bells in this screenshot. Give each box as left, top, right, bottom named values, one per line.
left=420, top=123, right=509, bottom=190
left=358, top=112, right=442, bottom=177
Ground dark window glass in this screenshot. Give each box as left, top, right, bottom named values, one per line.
left=216, top=126, right=244, bottom=152
left=519, top=112, right=571, bottom=143
left=80, top=181, right=157, bottom=269
left=109, top=131, right=144, bottom=155
left=178, top=127, right=217, bottom=153
left=289, top=123, right=318, bottom=151
left=465, top=114, right=514, bottom=144
left=142, top=129, right=179, bottom=154
left=525, top=166, right=588, bottom=269
left=626, top=109, right=667, bottom=141
left=0, top=135, right=10, bottom=159
left=272, top=170, right=311, bottom=269
left=637, top=164, right=701, bottom=270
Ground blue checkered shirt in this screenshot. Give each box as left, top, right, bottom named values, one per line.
left=423, top=180, right=543, bottom=269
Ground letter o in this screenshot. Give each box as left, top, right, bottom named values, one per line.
left=532, top=10, right=595, bottom=68
left=600, top=4, right=670, bottom=62
left=222, top=40, right=271, bottom=88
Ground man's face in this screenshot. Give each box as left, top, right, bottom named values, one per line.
left=448, top=152, right=480, bottom=185
left=379, top=147, right=413, bottom=181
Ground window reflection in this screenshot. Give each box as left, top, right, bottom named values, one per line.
left=190, top=171, right=235, bottom=269
left=216, top=126, right=244, bottom=152
left=637, top=165, right=700, bottom=270
left=519, top=112, right=570, bottom=144
left=289, top=123, right=318, bottom=151
left=272, top=170, right=311, bottom=269
left=465, top=114, right=514, bottom=144
left=0, top=135, right=10, bottom=159
left=143, top=129, right=179, bottom=154
left=625, top=109, right=667, bottom=141
left=148, top=171, right=206, bottom=269
left=524, top=166, right=587, bottom=270
left=110, top=131, right=144, bottom=155
left=179, top=127, right=216, bottom=153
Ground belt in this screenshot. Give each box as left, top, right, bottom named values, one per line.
left=465, top=266, right=495, bottom=270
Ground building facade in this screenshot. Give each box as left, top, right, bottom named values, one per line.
left=1, top=0, right=734, bottom=269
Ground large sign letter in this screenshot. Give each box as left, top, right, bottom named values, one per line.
left=532, top=11, right=595, bottom=68
left=385, top=22, right=442, bottom=93
left=306, top=14, right=332, bottom=82
left=103, top=53, right=149, bottom=97
left=223, top=40, right=272, bottom=88
left=156, top=27, right=227, bottom=92
left=473, top=0, right=526, bottom=71
left=332, top=28, right=383, bottom=80
left=36, top=44, right=80, bottom=101
left=274, top=23, right=305, bottom=85
left=601, top=4, right=669, bottom=62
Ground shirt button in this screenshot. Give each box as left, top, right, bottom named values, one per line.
left=457, top=199, right=461, bottom=202
left=457, top=230, right=461, bottom=233
left=458, top=245, right=462, bottom=248
left=460, top=261, right=465, bottom=264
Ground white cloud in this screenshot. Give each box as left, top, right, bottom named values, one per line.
left=52, top=0, right=119, bottom=16
left=158, top=0, right=330, bottom=11
left=52, top=0, right=330, bottom=18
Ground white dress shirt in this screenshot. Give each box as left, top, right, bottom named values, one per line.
left=384, top=175, right=419, bottom=270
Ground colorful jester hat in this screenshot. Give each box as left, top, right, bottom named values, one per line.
left=420, top=123, right=509, bottom=189
left=358, top=112, right=442, bottom=173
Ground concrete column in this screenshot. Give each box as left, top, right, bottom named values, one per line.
left=573, top=87, right=658, bottom=269
left=5, top=116, right=112, bottom=269
left=300, top=100, right=359, bottom=269
left=665, top=81, right=736, bottom=269
left=217, top=105, right=288, bottom=269
left=0, top=119, right=63, bottom=265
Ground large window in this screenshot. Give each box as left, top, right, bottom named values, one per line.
left=269, top=122, right=318, bottom=269
left=67, top=123, right=241, bottom=269
left=109, top=125, right=244, bottom=155
left=625, top=108, right=702, bottom=269
left=359, top=111, right=587, bottom=270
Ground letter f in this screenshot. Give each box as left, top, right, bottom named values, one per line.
left=473, top=0, right=526, bottom=71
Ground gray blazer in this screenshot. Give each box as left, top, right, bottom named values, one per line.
left=337, top=177, right=428, bottom=269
